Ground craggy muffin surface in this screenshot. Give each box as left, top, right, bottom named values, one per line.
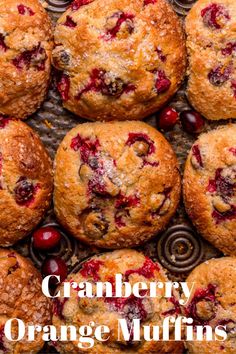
left=186, top=0, right=236, bottom=120
left=0, top=0, right=53, bottom=119
left=52, top=249, right=184, bottom=354
left=54, top=121, right=181, bottom=248
left=0, top=117, right=53, bottom=246
left=52, top=0, right=186, bottom=121
left=184, top=257, right=236, bottom=354
left=0, top=249, right=52, bottom=354
left=183, top=125, right=236, bottom=255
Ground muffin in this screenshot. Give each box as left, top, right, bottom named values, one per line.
left=54, top=121, right=181, bottom=248
left=184, top=257, right=236, bottom=354
left=52, top=0, right=186, bottom=121
left=186, top=0, right=236, bottom=120
left=52, top=249, right=184, bottom=354
left=0, top=0, right=53, bottom=119
left=0, top=249, right=52, bottom=353
left=0, top=117, right=53, bottom=246
left=183, top=125, right=236, bottom=255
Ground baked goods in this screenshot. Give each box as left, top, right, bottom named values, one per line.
left=52, top=249, right=184, bottom=354
left=54, top=121, right=181, bottom=248
left=183, top=125, right=236, bottom=256
left=186, top=0, right=236, bottom=120
left=52, top=0, right=186, bottom=121
left=0, top=117, right=53, bottom=246
left=0, top=249, right=52, bottom=353
left=0, top=0, right=53, bottom=119
left=184, top=257, right=236, bottom=354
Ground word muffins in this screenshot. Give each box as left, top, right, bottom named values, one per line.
left=183, top=125, right=236, bottom=256
left=0, top=0, right=53, bottom=119
left=186, top=0, right=236, bottom=120
left=184, top=257, right=236, bottom=354
left=52, top=249, right=183, bottom=353
left=0, top=118, right=53, bottom=246
left=0, top=249, right=51, bottom=353
left=53, top=0, right=186, bottom=121
left=54, top=121, right=181, bottom=248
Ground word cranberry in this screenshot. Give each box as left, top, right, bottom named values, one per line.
left=42, top=256, right=68, bottom=285
left=157, top=107, right=178, bottom=131
left=33, top=226, right=61, bottom=250
left=180, top=110, right=205, bottom=134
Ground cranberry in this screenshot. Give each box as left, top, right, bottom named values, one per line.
left=0, top=116, right=10, bottom=129
left=57, top=73, right=70, bottom=101
left=154, top=70, right=171, bottom=94
left=125, top=258, right=160, bottom=280
left=33, top=226, right=61, bottom=250
left=0, top=34, right=7, bottom=52
left=144, top=0, right=157, bottom=5
left=101, top=77, right=125, bottom=97
left=70, top=0, right=93, bottom=11
left=156, top=47, right=167, bottom=62
left=229, top=147, right=236, bottom=156
left=63, top=16, right=77, bottom=28
left=42, top=257, right=68, bottom=284
left=102, top=12, right=134, bottom=40
left=212, top=207, right=236, bottom=224
left=192, top=144, right=203, bottom=168
left=221, top=42, right=236, bottom=56
left=207, top=168, right=235, bottom=198
left=80, top=259, right=104, bottom=281
left=12, top=44, right=47, bottom=71
left=115, top=193, right=140, bottom=209
left=70, top=134, right=100, bottom=166
left=180, top=110, right=205, bottom=134
left=157, top=107, right=178, bottom=131
left=201, top=4, right=230, bottom=29
left=53, top=298, right=68, bottom=320
left=126, top=133, right=155, bottom=155
left=17, top=4, right=35, bottom=15
left=208, top=65, right=231, bottom=86
left=231, top=80, right=236, bottom=98
left=14, top=177, right=36, bottom=206
left=162, top=296, right=181, bottom=316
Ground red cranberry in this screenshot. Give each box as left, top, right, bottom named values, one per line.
left=0, top=34, right=7, bottom=52
left=156, top=47, right=166, bottom=62
left=154, top=70, right=171, bottom=94
left=33, top=226, right=61, bottom=250
left=125, top=257, right=160, bottom=280
left=180, top=110, right=205, bottom=134
left=231, top=80, right=236, bottom=98
left=208, top=65, right=231, bottom=86
left=70, top=0, right=93, bottom=11
left=57, top=73, right=70, bottom=101
left=0, top=116, right=10, bottom=128
left=12, top=44, right=47, bottom=71
left=162, top=296, right=181, bottom=316
left=221, top=42, right=236, bottom=56
left=201, top=4, right=230, bottom=29
left=42, top=257, right=68, bottom=284
left=103, top=12, right=134, bottom=41
left=80, top=259, right=104, bottom=281
left=63, top=16, right=77, bottom=28
left=157, top=107, right=178, bottom=131
left=144, top=0, right=157, bottom=5
left=17, top=4, right=35, bottom=15
left=14, top=177, right=35, bottom=205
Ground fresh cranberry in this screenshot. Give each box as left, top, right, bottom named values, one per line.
left=192, top=144, right=203, bottom=168
left=57, top=73, right=70, bottom=101
left=231, top=80, right=236, bottom=98
left=221, top=42, right=236, bottom=56
left=0, top=34, right=7, bottom=52
left=208, top=65, right=232, bottom=86
left=185, top=284, right=218, bottom=326
left=180, top=110, right=205, bottom=134
left=157, top=107, right=178, bottom=131
left=125, top=258, right=160, bottom=280
left=70, top=0, right=93, bottom=11
left=80, top=259, right=104, bottom=281
left=201, top=4, right=230, bottom=29
left=154, top=70, right=171, bottom=94
left=14, top=177, right=37, bottom=206
left=156, top=47, right=167, bottom=62
left=144, top=0, right=157, bottom=5
left=33, top=226, right=61, bottom=250
left=53, top=298, right=68, bottom=320
left=12, top=44, right=47, bottom=71
left=42, top=257, right=68, bottom=285
left=63, top=15, right=77, bottom=28
left=17, top=4, right=35, bottom=15
left=102, top=12, right=134, bottom=40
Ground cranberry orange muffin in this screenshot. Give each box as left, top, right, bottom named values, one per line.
left=54, top=121, right=181, bottom=248
left=183, top=125, right=236, bottom=255
left=184, top=257, right=236, bottom=354
left=0, top=249, right=52, bottom=353
left=0, top=0, right=53, bottom=119
left=52, top=0, right=186, bottom=121
left=186, top=0, right=236, bottom=120
left=52, top=249, right=184, bottom=354
left=0, top=117, right=53, bottom=246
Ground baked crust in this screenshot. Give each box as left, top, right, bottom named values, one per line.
left=0, top=249, right=52, bottom=354
left=0, top=0, right=53, bottom=119
left=52, top=249, right=184, bottom=354
left=52, top=0, right=186, bottom=121
left=183, top=125, right=236, bottom=255
left=54, top=121, right=181, bottom=248
left=186, top=0, right=236, bottom=120
left=184, top=257, right=236, bottom=354
left=0, top=118, right=53, bottom=246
